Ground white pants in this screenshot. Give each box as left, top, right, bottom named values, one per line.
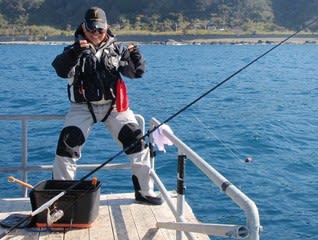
left=53, top=103, right=155, bottom=196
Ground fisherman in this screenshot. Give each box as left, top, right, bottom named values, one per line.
left=51, top=6, right=162, bottom=205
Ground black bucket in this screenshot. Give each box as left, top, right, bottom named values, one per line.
left=29, top=180, right=101, bottom=228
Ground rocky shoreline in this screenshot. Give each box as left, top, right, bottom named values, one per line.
left=0, top=34, right=317, bottom=45
left=162, top=37, right=318, bottom=45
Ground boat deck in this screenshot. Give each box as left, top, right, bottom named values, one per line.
left=0, top=193, right=210, bottom=240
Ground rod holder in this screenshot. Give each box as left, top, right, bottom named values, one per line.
left=177, top=154, right=186, bottom=195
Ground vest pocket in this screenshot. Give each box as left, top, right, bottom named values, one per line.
left=68, top=77, right=104, bottom=103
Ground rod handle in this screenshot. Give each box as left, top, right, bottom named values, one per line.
left=7, top=176, right=33, bottom=189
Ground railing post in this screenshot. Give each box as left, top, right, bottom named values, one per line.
left=21, top=119, right=28, bottom=197
left=176, top=154, right=186, bottom=240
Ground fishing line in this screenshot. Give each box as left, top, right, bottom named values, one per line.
left=192, top=115, right=243, bottom=162
left=1, top=17, right=317, bottom=239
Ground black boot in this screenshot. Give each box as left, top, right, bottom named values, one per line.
left=132, top=175, right=163, bottom=205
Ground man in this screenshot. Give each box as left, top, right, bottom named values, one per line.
left=51, top=6, right=162, bottom=205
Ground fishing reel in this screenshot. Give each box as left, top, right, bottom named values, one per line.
left=46, top=206, right=64, bottom=225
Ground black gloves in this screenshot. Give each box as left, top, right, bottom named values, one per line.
left=72, top=40, right=83, bottom=54
left=128, top=45, right=145, bottom=77
left=129, top=45, right=142, bottom=63
left=70, top=40, right=91, bottom=59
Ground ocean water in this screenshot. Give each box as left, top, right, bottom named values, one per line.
left=0, top=43, right=317, bottom=239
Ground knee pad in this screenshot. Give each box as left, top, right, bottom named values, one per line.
left=118, top=123, right=145, bottom=154
left=56, top=126, right=85, bottom=158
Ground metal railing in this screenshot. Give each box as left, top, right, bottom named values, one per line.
left=0, top=114, right=142, bottom=197
left=150, top=117, right=261, bottom=240
left=0, top=114, right=261, bottom=239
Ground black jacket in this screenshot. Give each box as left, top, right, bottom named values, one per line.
left=52, top=26, right=145, bottom=103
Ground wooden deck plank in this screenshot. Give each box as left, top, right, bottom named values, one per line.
left=0, top=193, right=210, bottom=240
left=89, top=205, right=114, bottom=240
left=106, top=193, right=140, bottom=240
left=114, top=204, right=140, bottom=240
left=130, top=202, right=165, bottom=240
left=64, top=228, right=89, bottom=240
left=150, top=195, right=211, bottom=240
left=150, top=201, right=178, bottom=240
left=38, top=230, right=65, bottom=240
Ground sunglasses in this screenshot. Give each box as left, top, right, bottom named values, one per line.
left=84, top=23, right=106, bottom=34
left=87, top=27, right=106, bottom=34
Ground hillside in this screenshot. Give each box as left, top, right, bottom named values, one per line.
left=0, top=0, right=317, bottom=37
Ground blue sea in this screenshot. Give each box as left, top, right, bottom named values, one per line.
left=0, top=43, right=317, bottom=239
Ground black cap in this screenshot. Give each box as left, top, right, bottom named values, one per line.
left=84, top=7, right=107, bottom=30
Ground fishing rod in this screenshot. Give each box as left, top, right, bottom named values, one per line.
left=160, top=18, right=318, bottom=127
left=1, top=17, right=317, bottom=239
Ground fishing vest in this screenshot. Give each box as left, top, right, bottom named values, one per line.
left=67, top=42, right=123, bottom=104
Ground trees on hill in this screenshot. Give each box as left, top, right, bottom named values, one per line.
left=0, top=0, right=317, bottom=36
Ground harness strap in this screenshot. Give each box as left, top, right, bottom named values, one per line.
left=101, top=101, right=114, bottom=122
left=87, top=102, right=97, bottom=123
left=87, top=101, right=114, bottom=123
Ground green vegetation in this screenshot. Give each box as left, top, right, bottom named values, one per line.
left=0, top=0, right=317, bottom=38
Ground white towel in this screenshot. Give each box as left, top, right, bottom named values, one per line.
left=151, top=124, right=174, bottom=152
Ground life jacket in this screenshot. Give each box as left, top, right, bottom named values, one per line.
left=67, top=39, right=125, bottom=105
